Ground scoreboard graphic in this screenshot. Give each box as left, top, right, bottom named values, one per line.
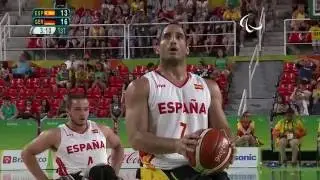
left=30, top=8, right=70, bottom=35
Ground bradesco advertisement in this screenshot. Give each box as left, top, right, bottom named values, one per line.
left=229, top=147, right=259, bottom=168
left=0, top=150, right=50, bottom=170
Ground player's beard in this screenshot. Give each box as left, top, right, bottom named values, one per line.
left=71, top=119, right=87, bottom=127
left=68, top=114, right=87, bottom=127
left=161, top=56, right=185, bottom=67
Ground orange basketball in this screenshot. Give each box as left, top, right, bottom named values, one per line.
left=187, top=128, right=233, bottom=174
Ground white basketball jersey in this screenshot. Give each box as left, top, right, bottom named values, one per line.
left=142, top=71, right=211, bottom=170
left=55, top=120, right=108, bottom=176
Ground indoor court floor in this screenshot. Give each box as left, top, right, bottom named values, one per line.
left=1, top=167, right=320, bottom=180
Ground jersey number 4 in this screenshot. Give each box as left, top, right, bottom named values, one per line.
left=180, top=122, right=187, bottom=138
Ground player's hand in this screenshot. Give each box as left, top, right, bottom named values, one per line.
left=175, top=129, right=204, bottom=157
left=225, top=136, right=238, bottom=169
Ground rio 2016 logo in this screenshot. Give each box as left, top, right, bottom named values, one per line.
left=240, top=14, right=263, bottom=33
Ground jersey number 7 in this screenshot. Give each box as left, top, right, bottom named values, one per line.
left=180, top=122, right=187, bottom=138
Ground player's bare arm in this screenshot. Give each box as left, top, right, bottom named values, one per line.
left=205, top=79, right=232, bottom=137
left=125, top=78, right=199, bottom=155
left=21, top=128, right=60, bottom=180
left=98, top=124, right=124, bottom=175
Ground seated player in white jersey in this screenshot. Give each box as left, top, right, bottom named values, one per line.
left=21, top=94, right=124, bottom=180
left=125, top=23, right=234, bottom=180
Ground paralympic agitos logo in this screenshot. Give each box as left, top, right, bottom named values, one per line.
left=239, top=14, right=263, bottom=33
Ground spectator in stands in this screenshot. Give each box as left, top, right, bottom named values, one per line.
left=118, top=0, right=130, bottom=16
left=112, top=6, right=124, bottom=22
left=88, top=23, right=106, bottom=48
left=235, top=111, right=261, bottom=147
left=80, top=9, right=93, bottom=25
left=101, top=5, right=113, bottom=24
left=215, top=48, right=230, bottom=75
left=71, top=8, right=80, bottom=24
left=223, top=33, right=234, bottom=55
left=87, top=65, right=95, bottom=83
left=204, top=35, right=216, bottom=55
left=46, top=35, right=57, bottom=48
left=105, top=68, right=112, bottom=80
left=152, top=38, right=159, bottom=55
left=309, top=21, right=320, bottom=54
left=12, top=53, right=33, bottom=78
left=131, top=0, right=145, bottom=13
left=18, top=99, right=36, bottom=119
left=65, top=28, right=81, bottom=49
left=272, top=108, right=306, bottom=166
left=111, top=94, right=122, bottom=134
left=223, top=6, right=241, bottom=25
left=64, top=53, right=84, bottom=70
left=0, top=63, right=11, bottom=82
left=56, top=64, right=72, bottom=89
left=92, top=10, right=102, bottom=24
left=39, top=99, right=50, bottom=119
left=313, top=82, right=320, bottom=104
left=108, top=23, right=122, bottom=58
left=296, top=59, right=316, bottom=82
left=99, top=53, right=111, bottom=70
left=290, top=83, right=311, bottom=115
left=57, top=95, right=68, bottom=118
left=83, top=53, right=91, bottom=69
left=133, top=10, right=150, bottom=58
left=64, top=53, right=76, bottom=70
left=287, top=25, right=303, bottom=54
left=92, top=62, right=107, bottom=89
left=196, top=0, right=208, bottom=21
left=188, top=26, right=198, bottom=52
left=111, top=94, right=122, bottom=118
left=174, top=4, right=187, bottom=22
left=291, top=4, right=307, bottom=30
left=89, top=111, right=97, bottom=118
left=195, top=61, right=212, bottom=78
left=75, top=65, right=89, bottom=90
left=147, top=0, right=161, bottom=14
left=102, top=0, right=115, bottom=12
left=121, top=73, right=135, bottom=105
left=27, top=35, right=44, bottom=59
left=273, top=96, right=290, bottom=115
left=0, top=97, right=18, bottom=120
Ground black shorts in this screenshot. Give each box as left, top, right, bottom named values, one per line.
left=136, top=165, right=230, bottom=180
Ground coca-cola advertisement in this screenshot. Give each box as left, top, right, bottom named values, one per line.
left=107, top=148, right=140, bottom=169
